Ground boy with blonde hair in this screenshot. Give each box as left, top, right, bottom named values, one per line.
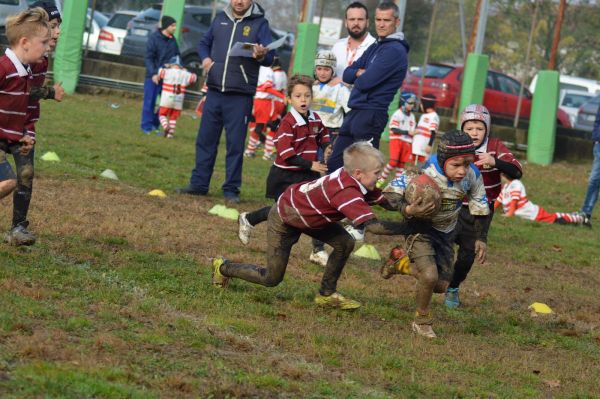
left=214, top=142, right=430, bottom=310
left=0, top=8, right=49, bottom=209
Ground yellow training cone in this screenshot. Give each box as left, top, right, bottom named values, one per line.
left=148, top=189, right=167, bottom=198
left=353, top=244, right=381, bottom=260
left=208, top=204, right=227, bottom=215
left=529, top=302, right=553, bottom=314
left=40, top=151, right=60, bottom=162
left=220, top=207, right=239, bottom=221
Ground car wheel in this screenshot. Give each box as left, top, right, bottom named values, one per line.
left=183, top=54, right=202, bottom=72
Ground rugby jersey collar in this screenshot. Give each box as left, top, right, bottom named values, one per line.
left=290, top=107, right=317, bottom=126
left=5, top=48, right=30, bottom=77
left=333, top=167, right=368, bottom=195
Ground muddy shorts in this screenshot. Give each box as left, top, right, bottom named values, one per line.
left=395, top=228, right=456, bottom=283
left=0, top=141, right=17, bottom=182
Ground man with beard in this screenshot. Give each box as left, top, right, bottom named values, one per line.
left=331, top=2, right=375, bottom=81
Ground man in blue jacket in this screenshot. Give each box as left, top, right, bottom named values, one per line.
left=327, top=1, right=409, bottom=172
left=579, top=105, right=600, bottom=227
left=177, top=0, right=273, bottom=203
left=141, top=15, right=180, bottom=134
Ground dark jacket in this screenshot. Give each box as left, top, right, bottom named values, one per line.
left=343, top=32, right=409, bottom=111
left=593, top=105, right=600, bottom=142
left=199, top=2, right=273, bottom=95
left=145, top=29, right=180, bottom=79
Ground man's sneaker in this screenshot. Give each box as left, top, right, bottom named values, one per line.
left=444, top=287, right=460, bottom=309
left=579, top=212, right=592, bottom=228
left=314, top=292, right=361, bottom=310
left=309, top=250, right=329, bottom=267
left=211, top=257, right=230, bottom=288
left=5, top=221, right=36, bottom=246
left=224, top=192, right=240, bottom=204
left=380, top=246, right=410, bottom=279
left=175, top=186, right=207, bottom=196
left=238, top=212, right=253, bottom=245
left=411, top=321, right=437, bottom=338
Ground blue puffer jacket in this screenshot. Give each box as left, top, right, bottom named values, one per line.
left=593, top=105, right=600, bottom=142
left=199, top=2, right=273, bottom=95
left=343, top=32, right=409, bottom=111
left=144, top=30, right=180, bottom=78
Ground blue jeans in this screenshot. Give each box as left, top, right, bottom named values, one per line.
left=190, top=90, right=253, bottom=195
left=140, top=78, right=161, bottom=132
left=326, top=109, right=389, bottom=172
left=581, top=142, right=600, bottom=216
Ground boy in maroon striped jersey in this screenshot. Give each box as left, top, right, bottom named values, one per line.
left=213, top=142, right=432, bottom=310
left=4, top=1, right=63, bottom=247
left=0, top=9, right=49, bottom=213
left=445, top=104, right=523, bottom=308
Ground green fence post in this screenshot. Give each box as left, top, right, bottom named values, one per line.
left=292, top=23, right=319, bottom=76
left=53, top=0, right=87, bottom=94
left=457, top=53, right=489, bottom=126
left=162, top=0, right=185, bottom=42
left=527, top=70, right=559, bottom=165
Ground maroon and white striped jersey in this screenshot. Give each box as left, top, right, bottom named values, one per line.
left=0, top=49, right=34, bottom=143
left=273, top=108, right=330, bottom=171
left=277, top=167, right=384, bottom=230
left=24, top=56, right=49, bottom=141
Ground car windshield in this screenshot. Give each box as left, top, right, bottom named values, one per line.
left=562, top=93, right=594, bottom=108
left=108, top=13, right=135, bottom=29
left=411, top=64, right=454, bottom=79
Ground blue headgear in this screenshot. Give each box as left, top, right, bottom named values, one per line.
left=400, top=92, right=417, bottom=112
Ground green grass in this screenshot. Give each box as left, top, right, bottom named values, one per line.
left=0, top=93, right=599, bottom=398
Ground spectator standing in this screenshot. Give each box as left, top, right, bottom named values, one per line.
left=578, top=106, right=600, bottom=227
left=177, top=0, right=273, bottom=204
left=140, top=15, right=179, bottom=135
left=330, top=2, right=376, bottom=81
left=327, top=1, right=409, bottom=172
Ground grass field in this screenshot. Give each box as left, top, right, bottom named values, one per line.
left=1, top=94, right=599, bottom=398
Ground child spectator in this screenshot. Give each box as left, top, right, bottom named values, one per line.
left=238, top=74, right=331, bottom=266
left=213, top=142, right=430, bottom=309
left=157, top=56, right=197, bottom=138
left=412, top=94, right=439, bottom=167
left=382, top=130, right=489, bottom=338
left=311, top=51, right=350, bottom=144
left=0, top=9, right=49, bottom=241
left=377, top=92, right=417, bottom=187
left=262, top=56, right=288, bottom=160
left=4, top=2, right=61, bottom=247
left=244, top=61, right=286, bottom=158
left=445, top=104, right=523, bottom=308
left=495, top=174, right=588, bottom=226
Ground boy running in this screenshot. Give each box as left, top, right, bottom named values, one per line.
left=214, top=142, right=431, bottom=309
left=412, top=94, right=439, bottom=167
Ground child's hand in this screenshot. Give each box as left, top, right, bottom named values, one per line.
left=408, top=130, right=416, bottom=136
left=405, top=197, right=436, bottom=218
left=475, top=240, right=487, bottom=263
left=323, top=146, right=332, bottom=163
left=151, top=74, right=160, bottom=84
left=425, top=145, right=432, bottom=154
left=311, top=161, right=328, bottom=174
left=475, top=153, right=495, bottom=168
left=53, top=82, right=65, bottom=102
left=19, top=136, right=34, bottom=155
left=328, top=76, right=342, bottom=86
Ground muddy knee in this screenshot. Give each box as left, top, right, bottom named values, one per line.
left=17, top=164, right=34, bottom=188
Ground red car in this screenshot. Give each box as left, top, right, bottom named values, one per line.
left=402, top=63, right=571, bottom=127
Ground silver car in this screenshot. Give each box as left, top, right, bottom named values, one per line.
left=575, top=94, right=600, bottom=132
left=559, top=90, right=595, bottom=128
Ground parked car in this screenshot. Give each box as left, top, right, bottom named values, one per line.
left=83, top=9, right=109, bottom=50
left=96, top=10, right=137, bottom=55
left=559, top=90, right=595, bottom=128
left=403, top=63, right=571, bottom=127
left=574, top=94, right=600, bottom=132
left=0, top=0, right=61, bottom=31
left=121, top=4, right=292, bottom=71
left=530, top=73, right=600, bottom=95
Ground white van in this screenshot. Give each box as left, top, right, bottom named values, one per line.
left=529, top=73, right=600, bottom=95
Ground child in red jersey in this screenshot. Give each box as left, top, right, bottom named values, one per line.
left=213, top=142, right=431, bottom=310
left=495, top=173, right=588, bottom=226
left=4, top=1, right=62, bottom=247
left=445, top=104, right=523, bottom=309
left=0, top=8, right=49, bottom=236
left=238, top=74, right=331, bottom=266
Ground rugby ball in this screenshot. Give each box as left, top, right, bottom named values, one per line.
left=405, top=174, right=442, bottom=215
